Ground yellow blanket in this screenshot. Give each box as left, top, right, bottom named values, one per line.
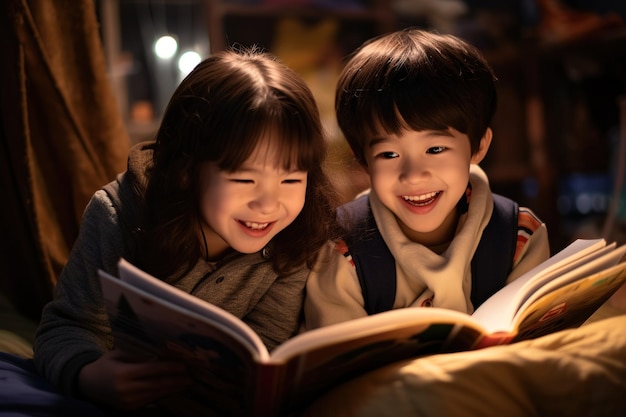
left=304, top=306, right=626, bottom=417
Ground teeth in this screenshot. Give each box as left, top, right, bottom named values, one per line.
left=402, top=192, right=438, bottom=202
left=244, top=221, right=269, bottom=230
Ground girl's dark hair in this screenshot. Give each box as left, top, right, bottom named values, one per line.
left=335, top=28, right=498, bottom=165
left=139, top=47, right=338, bottom=281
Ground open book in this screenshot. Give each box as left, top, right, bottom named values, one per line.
left=98, top=238, right=626, bottom=417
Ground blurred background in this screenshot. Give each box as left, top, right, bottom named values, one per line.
left=96, top=0, right=626, bottom=253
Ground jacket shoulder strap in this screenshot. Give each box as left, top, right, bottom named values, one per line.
left=470, top=193, right=519, bottom=308
left=338, top=195, right=396, bottom=315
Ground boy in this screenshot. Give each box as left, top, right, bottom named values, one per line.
left=305, top=28, right=550, bottom=328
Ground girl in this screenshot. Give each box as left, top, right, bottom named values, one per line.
left=31, top=48, right=338, bottom=413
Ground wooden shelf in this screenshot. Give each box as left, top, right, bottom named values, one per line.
left=216, top=4, right=381, bottom=19
left=205, top=0, right=394, bottom=53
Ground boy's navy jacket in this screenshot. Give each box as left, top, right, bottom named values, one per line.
left=338, top=193, right=519, bottom=315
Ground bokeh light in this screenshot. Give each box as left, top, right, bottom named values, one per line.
left=154, top=35, right=178, bottom=59
left=178, top=50, right=202, bottom=76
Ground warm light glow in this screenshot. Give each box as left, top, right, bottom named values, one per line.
left=154, top=35, right=178, bottom=59
left=178, top=50, right=202, bottom=75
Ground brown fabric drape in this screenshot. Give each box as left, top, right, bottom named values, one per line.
left=0, top=0, right=130, bottom=322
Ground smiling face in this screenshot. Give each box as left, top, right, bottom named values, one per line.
left=364, top=127, right=491, bottom=246
left=197, top=135, right=308, bottom=259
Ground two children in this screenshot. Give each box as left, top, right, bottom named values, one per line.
left=14, top=28, right=551, bottom=415
left=31, top=48, right=338, bottom=413
left=305, top=28, right=550, bottom=328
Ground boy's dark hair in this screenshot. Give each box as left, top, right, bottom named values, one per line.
left=335, top=28, right=498, bottom=165
left=140, top=47, right=338, bottom=281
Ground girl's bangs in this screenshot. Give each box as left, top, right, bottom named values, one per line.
left=212, top=110, right=322, bottom=173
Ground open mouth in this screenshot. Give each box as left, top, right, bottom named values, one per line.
left=402, top=191, right=440, bottom=207
left=239, top=220, right=271, bottom=230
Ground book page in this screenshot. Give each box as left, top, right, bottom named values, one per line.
left=471, top=238, right=606, bottom=332
left=511, top=261, right=626, bottom=342
left=272, top=307, right=483, bottom=362
left=270, top=308, right=488, bottom=411
left=513, top=246, right=626, bottom=323
left=117, top=258, right=269, bottom=359
left=99, top=270, right=264, bottom=416
left=511, top=242, right=618, bottom=307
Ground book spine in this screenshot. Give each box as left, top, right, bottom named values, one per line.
left=251, top=363, right=287, bottom=417
left=474, top=332, right=514, bottom=349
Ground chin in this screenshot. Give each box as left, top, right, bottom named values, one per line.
left=233, top=241, right=270, bottom=255
left=400, top=218, right=445, bottom=235
left=234, top=246, right=263, bottom=255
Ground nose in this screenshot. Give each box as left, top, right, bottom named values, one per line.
left=249, top=187, right=280, bottom=214
left=400, top=157, right=430, bottom=184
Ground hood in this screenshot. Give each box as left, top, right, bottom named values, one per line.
left=124, top=141, right=155, bottom=199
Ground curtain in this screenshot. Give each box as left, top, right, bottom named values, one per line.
left=0, top=0, right=130, bottom=322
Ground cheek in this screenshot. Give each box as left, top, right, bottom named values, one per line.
left=442, top=164, right=471, bottom=196
left=367, top=158, right=386, bottom=175
left=286, top=186, right=307, bottom=217
left=369, top=164, right=396, bottom=187
left=199, top=183, right=229, bottom=221
left=199, top=197, right=221, bottom=227
left=295, top=188, right=307, bottom=213
left=449, top=160, right=471, bottom=181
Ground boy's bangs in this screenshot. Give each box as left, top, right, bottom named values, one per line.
left=348, top=52, right=470, bottom=138
left=383, top=69, right=469, bottom=135
left=354, top=96, right=436, bottom=141
left=343, top=75, right=453, bottom=141
left=395, top=92, right=465, bottom=134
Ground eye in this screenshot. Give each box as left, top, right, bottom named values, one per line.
left=282, top=172, right=307, bottom=184
left=376, top=151, right=399, bottom=159
left=230, top=179, right=254, bottom=184
left=426, top=146, right=446, bottom=154
left=282, top=179, right=303, bottom=184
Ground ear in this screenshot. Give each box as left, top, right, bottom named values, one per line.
left=470, top=128, right=492, bottom=165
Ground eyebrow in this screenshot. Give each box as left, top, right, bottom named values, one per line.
left=232, top=164, right=306, bottom=174
left=425, top=129, right=455, bottom=137
left=367, top=129, right=455, bottom=148
left=367, top=137, right=389, bottom=148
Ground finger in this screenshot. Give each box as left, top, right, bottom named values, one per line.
left=118, top=375, right=193, bottom=409
left=121, top=360, right=190, bottom=380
